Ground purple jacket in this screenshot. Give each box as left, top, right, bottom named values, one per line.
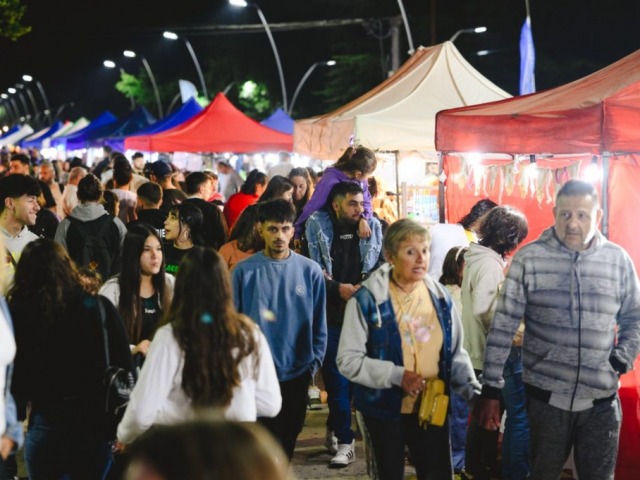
left=294, top=167, right=372, bottom=238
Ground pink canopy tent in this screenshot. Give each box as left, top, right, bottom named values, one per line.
left=125, top=93, right=293, bottom=153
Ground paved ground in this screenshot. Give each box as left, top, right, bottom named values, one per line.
left=291, top=405, right=419, bottom=480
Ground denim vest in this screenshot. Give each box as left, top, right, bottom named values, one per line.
left=352, top=285, right=454, bottom=420
left=306, top=210, right=382, bottom=277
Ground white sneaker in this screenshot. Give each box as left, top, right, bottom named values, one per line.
left=324, top=429, right=338, bottom=455
left=329, top=441, right=356, bottom=468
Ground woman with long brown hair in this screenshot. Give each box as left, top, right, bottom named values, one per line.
left=116, top=247, right=281, bottom=446
left=10, top=239, right=133, bottom=479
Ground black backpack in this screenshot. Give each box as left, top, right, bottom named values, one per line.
left=67, top=214, right=116, bottom=279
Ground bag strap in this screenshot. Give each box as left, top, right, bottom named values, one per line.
left=96, top=296, right=110, bottom=367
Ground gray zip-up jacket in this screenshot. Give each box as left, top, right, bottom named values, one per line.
left=482, top=227, right=640, bottom=402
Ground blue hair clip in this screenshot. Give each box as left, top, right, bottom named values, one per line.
left=200, top=312, right=214, bottom=325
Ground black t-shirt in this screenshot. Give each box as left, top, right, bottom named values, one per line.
left=163, top=242, right=191, bottom=275
left=326, top=218, right=361, bottom=327
left=139, top=295, right=161, bottom=342
left=127, top=209, right=168, bottom=238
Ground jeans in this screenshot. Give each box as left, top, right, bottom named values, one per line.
left=502, top=347, right=530, bottom=480
left=449, top=391, right=469, bottom=472
left=465, top=369, right=499, bottom=480
left=322, top=326, right=354, bottom=444
left=363, top=413, right=452, bottom=480
left=25, top=410, right=111, bottom=480
left=259, top=370, right=311, bottom=460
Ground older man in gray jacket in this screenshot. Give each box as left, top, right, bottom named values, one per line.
left=476, top=179, right=640, bottom=480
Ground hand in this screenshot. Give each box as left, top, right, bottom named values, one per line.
left=0, top=436, right=15, bottom=460
left=358, top=218, right=372, bottom=239
left=113, top=441, right=127, bottom=454
left=132, top=339, right=151, bottom=356
left=401, top=370, right=425, bottom=397
left=474, top=398, right=501, bottom=431
left=338, top=283, right=360, bottom=301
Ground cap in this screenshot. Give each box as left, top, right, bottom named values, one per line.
left=150, top=160, right=172, bottom=178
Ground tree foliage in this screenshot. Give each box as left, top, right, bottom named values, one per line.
left=0, top=0, right=31, bottom=41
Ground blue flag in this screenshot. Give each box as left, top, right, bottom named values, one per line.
left=519, top=16, right=536, bottom=95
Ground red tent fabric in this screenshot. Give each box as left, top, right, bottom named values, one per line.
left=435, top=49, right=640, bottom=155
left=125, top=93, right=293, bottom=153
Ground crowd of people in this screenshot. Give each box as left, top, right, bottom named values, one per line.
left=0, top=144, right=639, bottom=480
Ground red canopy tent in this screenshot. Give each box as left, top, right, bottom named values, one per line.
left=436, top=49, right=640, bottom=480
left=125, top=93, right=293, bottom=153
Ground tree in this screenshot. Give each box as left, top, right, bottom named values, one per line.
left=0, top=0, right=31, bottom=41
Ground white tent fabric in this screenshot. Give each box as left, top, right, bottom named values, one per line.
left=22, top=126, right=50, bottom=143
left=0, top=125, right=35, bottom=146
left=50, top=118, right=90, bottom=140
left=294, top=41, right=511, bottom=159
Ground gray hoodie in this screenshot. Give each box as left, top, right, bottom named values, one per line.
left=54, top=202, right=127, bottom=251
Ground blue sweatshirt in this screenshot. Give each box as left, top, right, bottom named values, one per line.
left=232, top=251, right=327, bottom=382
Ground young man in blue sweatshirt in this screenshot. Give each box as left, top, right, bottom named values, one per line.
left=232, top=199, right=327, bottom=460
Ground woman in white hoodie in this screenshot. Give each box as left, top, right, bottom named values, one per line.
left=462, top=206, right=528, bottom=480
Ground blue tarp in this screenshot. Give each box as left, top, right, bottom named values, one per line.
left=260, top=108, right=294, bottom=135
left=21, top=121, right=64, bottom=149
left=52, top=111, right=118, bottom=150
left=82, top=106, right=156, bottom=150
left=108, top=98, right=203, bottom=151
left=0, top=125, right=21, bottom=140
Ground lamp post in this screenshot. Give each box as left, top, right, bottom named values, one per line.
left=123, top=50, right=163, bottom=118
left=22, top=75, right=52, bottom=125
left=1, top=94, right=18, bottom=125
left=229, top=0, right=288, bottom=112
left=163, top=31, right=208, bottom=100
left=396, top=0, right=415, bottom=54
left=8, top=87, right=30, bottom=122
left=288, top=60, right=336, bottom=115
left=450, top=26, right=487, bottom=42
left=16, top=83, right=40, bottom=127
left=104, top=60, right=137, bottom=110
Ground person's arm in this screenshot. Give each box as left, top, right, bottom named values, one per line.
left=310, top=266, right=327, bottom=375
left=294, top=174, right=339, bottom=238
left=101, top=296, right=135, bottom=376
left=360, top=178, right=373, bottom=220
left=116, top=326, right=180, bottom=445
left=470, top=260, right=504, bottom=333
left=3, top=392, right=23, bottom=453
left=337, top=295, right=405, bottom=389
left=254, top=329, right=282, bottom=418
left=610, top=252, right=640, bottom=374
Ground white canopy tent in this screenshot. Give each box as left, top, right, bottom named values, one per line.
left=294, top=41, right=511, bottom=160
left=0, top=125, right=35, bottom=147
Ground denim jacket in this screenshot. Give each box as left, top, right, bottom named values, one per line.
left=305, top=210, right=383, bottom=277
left=337, top=264, right=480, bottom=421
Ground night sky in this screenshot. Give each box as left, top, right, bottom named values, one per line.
left=2, top=0, right=640, bottom=124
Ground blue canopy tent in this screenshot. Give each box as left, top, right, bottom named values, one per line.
left=0, top=125, right=21, bottom=140
left=52, top=111, right=118, bottom=151
left=109, top=98, right=202, bottom=151
left=260, top=108, right=294, bottom=135
left=21, top=121, right=64, bottom=149
left=83, top=106, right=156, bottom=151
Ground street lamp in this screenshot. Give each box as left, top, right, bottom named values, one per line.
left=16, top=83, right=40, bottom=127
left=163, top=31, right=208, bottom=99
left=8, top=86, right=31, bottom=122
left=1, top=94, right=18, bottom=125
left=22, top=74, right=52, bottom=125
left=103, top=60, right=137, bottom=109
left=288, top=61, right=336, bottom=115
left=123, top=50, right=163, bottom=117
left=229, top=0, right=288, bottom=111
left=396, top=0, right=415, bottom=54
left=450, top=26, right=487, bottom=42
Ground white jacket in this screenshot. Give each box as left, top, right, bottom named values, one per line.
left=117, top=323, right=281, bottom=444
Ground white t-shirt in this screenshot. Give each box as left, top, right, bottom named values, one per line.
left=117, top=323, right=281, bottom=444
left=0, top=308, right=16, bottom=437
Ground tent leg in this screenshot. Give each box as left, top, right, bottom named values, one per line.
left=395, top=151, right=401, bottom=217
left=602, top=153, right=610, bottom=238
left=438, top=152, right=445, bottom=223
